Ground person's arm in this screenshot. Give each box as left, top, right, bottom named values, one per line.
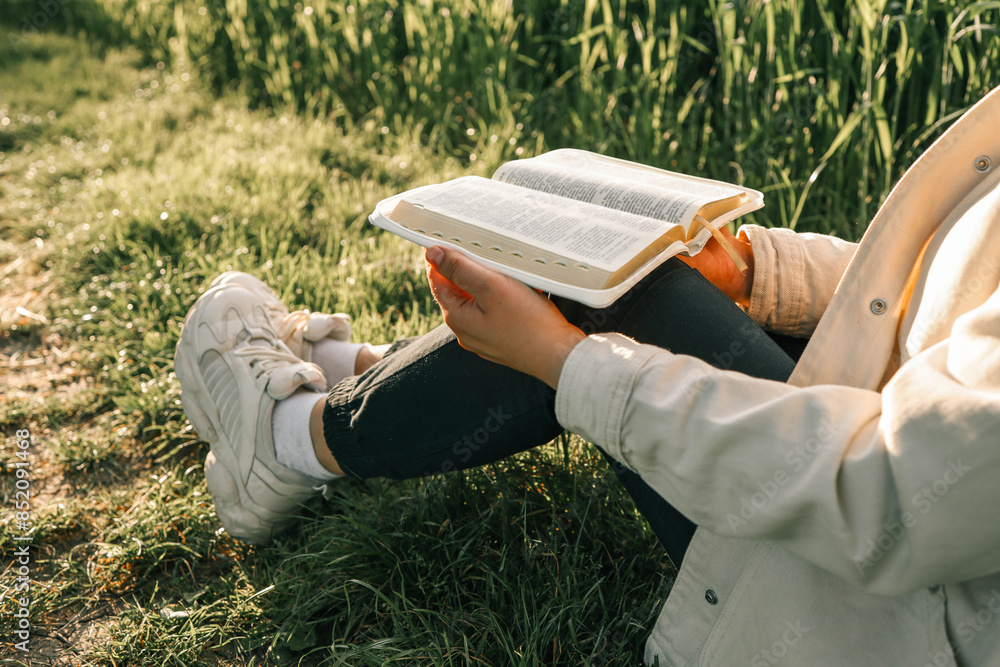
left=668, top=224, right=858, bottom=337
left=737, top=225, right=858, bottom=337
left=427, top=245, right=1000, bottom=595
left=554, top=309, right=1000, bottom=594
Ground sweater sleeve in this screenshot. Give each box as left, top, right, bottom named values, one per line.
left=738, top=225, right=858, bottom=337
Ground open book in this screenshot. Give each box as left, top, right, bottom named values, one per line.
left=370, top=149, right=763, bottom=307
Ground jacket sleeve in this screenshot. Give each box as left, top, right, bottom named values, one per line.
left=555, top=288, right=1000, bottom=595
left=738, top=225, right=858, bottom=337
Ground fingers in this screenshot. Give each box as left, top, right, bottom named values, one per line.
left=425, top=246, right=498, bottom=305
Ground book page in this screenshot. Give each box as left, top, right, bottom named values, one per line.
left=493, top=149, right=746, bottom=226
left=397, top=176, right=675, bottom=270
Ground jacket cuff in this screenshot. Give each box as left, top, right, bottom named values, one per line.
left=738, top=224, right=807, bottom=333
left=554, top=333, right=662, bottom=462
left=738, top=224, right=778, bottom=327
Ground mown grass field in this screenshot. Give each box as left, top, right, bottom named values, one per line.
left=1, top=1, right=999, bottom=665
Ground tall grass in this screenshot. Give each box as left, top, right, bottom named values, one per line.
left=5, top=0, right=999, bottom=238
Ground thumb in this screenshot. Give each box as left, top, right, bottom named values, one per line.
left=425, top=246, right=497, bottom=304
left=426, top=261, right=475, bottom=313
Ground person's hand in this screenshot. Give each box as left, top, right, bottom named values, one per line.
left=678, top=226, right=755, bottom=307
left=425, top=246, right=586, bottom=389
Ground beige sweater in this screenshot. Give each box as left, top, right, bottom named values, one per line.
left=555, top=86, right=1000, bottom=666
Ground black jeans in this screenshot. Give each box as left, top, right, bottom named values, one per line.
left=323, top=258, right=800, bottom=567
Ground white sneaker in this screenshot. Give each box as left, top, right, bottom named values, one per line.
left=208, top=271, right=353, bottom=366
left=174, top=282, right=333, bottom=544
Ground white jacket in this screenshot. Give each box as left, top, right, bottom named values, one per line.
left=555, top=86, right=1000, bottom=666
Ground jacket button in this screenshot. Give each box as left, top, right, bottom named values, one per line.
left=870, top=298, right=887, bottom=315
left=975, top=156, right=992, bottom=173
left=705, top=589, right=718, bottom=605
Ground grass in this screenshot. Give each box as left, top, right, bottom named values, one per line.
left=0, top=30, right=668, bottom=665
left=5, top=0, right=1000, bottom=237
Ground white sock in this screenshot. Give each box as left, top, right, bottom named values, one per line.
left=310, top=339, right=367, bottom=386
left=272, top=390, right=341, bottom=480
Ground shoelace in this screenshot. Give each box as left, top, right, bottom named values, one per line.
left=233, top=339, right=304, bottom=380
left=312, top=482, right=335, bottom=499
left=272, top=309, right=311, bottom=345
